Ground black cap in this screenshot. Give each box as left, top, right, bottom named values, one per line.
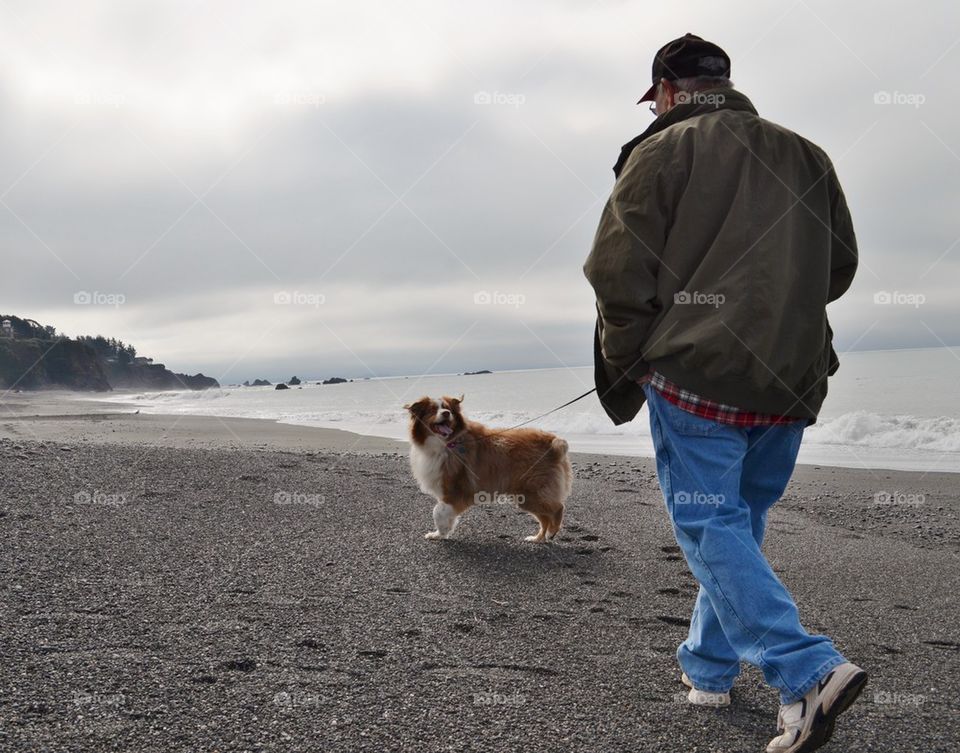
left=637, top=33, right=731, bottom=104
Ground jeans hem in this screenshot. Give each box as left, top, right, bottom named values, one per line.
left=681, top=672, right=735, bottom=694
left=780, top=654, right=847, bottom=704
left=677, top=646, right=739, bottom=693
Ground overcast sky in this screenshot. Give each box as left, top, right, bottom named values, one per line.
left=2, top=1, right=958, bottom=383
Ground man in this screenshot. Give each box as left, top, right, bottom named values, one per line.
left=583, top=33, right=865, bottom=753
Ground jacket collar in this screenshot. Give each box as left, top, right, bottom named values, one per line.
left=613, top=89, right=758, bottom=177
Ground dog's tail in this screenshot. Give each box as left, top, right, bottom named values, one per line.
left=551, top=436, right=573, bottom=499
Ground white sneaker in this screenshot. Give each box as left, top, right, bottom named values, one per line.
left=766, top=662, right=868, bottom=753
left=681, top=672, right=731, bottom=707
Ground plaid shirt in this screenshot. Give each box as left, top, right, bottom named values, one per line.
left=638, top=370, right=803, bottom=427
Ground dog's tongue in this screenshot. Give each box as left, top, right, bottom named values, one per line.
left=435, top=424, right=453, bottom=437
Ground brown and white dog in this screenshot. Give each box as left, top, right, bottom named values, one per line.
left=404, top=395, right=572, bottom=542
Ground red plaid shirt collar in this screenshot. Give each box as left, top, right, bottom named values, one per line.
left=638, top=370, right=803, bottom=427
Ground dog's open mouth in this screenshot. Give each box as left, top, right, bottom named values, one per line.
left=431, top=421, right=454, bottom=437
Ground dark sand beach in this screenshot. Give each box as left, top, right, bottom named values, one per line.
left=1, top=395, right=958, bottom=752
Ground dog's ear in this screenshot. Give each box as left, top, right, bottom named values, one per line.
left=403, top=396, right=432, bottom=414
left=446, top=394, right=464, bottom=411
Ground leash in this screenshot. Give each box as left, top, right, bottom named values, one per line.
left=491, top=387, right=597, bottom=434
left=439, top=387, right=598, bottom=450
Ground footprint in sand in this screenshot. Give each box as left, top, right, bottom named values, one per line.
left=873, top=644, right=901, bottom=655
left=923, top=640, right=960, bottom=650
left=656, top=615, right=691, bottom=628
left=222, top=659, right=256, bottom=672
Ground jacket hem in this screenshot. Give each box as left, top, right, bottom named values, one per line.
left=649, top=358, right=821, bottom=422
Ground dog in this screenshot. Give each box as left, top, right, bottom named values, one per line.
left=404, top=395, right=572, bottom=542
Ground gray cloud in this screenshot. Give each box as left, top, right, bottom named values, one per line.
left=2, top=1, right=959, bottom=381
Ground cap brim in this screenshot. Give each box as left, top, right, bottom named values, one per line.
left=636, top=82, right=658, bottom=104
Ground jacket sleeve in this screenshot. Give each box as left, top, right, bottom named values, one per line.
left=583, top=146, right=676, bottom=381
left=827, top=173, right=858, bottom=303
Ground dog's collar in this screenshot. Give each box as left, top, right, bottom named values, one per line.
left=445, top=435, right=466, bottom=454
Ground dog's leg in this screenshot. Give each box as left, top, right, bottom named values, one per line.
left=546, top=507, right=564, bottom=541
left=524, top=516, right=549, bottom=543
left=425, top=501, right=459, bottom=540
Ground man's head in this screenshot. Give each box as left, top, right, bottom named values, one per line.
left=638, top=33, right=733, bottom=116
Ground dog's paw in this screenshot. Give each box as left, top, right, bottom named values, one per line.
left=524, top=534, right=546, bottom=543
left=425, top=531, right=444, bottom=540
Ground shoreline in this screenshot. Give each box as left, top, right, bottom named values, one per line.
left=0, top=401, right=404, bottom=455
left=2, top=390, right=959, bottom=476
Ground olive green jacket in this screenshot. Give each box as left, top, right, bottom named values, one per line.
left=584, top=89, right=858, bottom=425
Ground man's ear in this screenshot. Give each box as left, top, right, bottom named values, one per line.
left=661, top=77, right=676, bottom=106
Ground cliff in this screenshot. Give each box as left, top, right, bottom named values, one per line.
left=0, top=338, right=111, bottom=391
left=103, top=361, right=219, bottom=391
left=0, top=315, right=219, bottom=392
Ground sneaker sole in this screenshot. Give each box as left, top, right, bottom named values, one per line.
left=790, top=669, right=868, bottom=753
left=681, top=673, right=731, bottom=707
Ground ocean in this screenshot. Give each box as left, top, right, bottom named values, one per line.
left=90, top=347, right=960, bottom=473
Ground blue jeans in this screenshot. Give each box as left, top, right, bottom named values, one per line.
left=643, top=384, right=845, bottom=703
